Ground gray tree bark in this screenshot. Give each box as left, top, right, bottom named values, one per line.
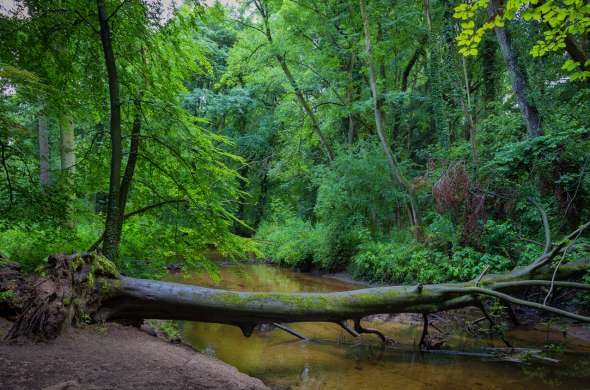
left=254, top=0, right=335, bottom=161
left=359, top=0, right=421, bottom=234
left=59, top=114, right=75, bottom=176
left=488, top=0, right=543, bottom=138
left=38, top=116, right=50, bottom=188
left=6, top=221, right=590, bottom=342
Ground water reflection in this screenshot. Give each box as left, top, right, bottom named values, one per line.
left=168, top=264, right=590, bottom=389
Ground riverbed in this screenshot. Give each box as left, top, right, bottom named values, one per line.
left=167, top=264, right=590, bottom=389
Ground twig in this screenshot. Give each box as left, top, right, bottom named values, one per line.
left=445, top=287, right=590, bottom=323
left=475, top=265, right=490, bottom=286
left=529, top=197, right=551, bottom=255
left=419, top=313, right=428, bottom=349
left=338, top=320, right=359, bottom=337
left=272, top=322, right=308, bottom=341
left=544, top=229, right=584, bottom=306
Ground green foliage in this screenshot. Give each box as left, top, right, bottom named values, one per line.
left=0, top=2, right=256, bottom=276
left=0, top=221, right=99, bottom=272
left=0, top=0, right=588, bottom=289
left=351, top=239, right=447, bottom=284
left=0, top=290, right=16, bottom=302
left=455, top=0, right=590, bottom=80
left=350, top=239, right=513, bottom=284
left=146, top=319, right=181, bottom=341
left=256, top=213, right=321, bottom=266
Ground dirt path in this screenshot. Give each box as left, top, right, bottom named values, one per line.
left=0, top=319, right=268, bottom=390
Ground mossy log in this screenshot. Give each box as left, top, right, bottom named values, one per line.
left=4, top=222, right=590, bottom=342
left=94, top=257, right=590, bottom=338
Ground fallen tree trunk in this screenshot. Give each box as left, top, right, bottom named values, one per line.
left=94, top=257, right=590, bottom=338
left=4, top=223, right=590, bottom=342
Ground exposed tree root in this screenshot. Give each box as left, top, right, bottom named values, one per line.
left=2, top=222, right=590, bottom=347
left=4, top=253, right=117, bottom=342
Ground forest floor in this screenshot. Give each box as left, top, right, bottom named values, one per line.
left=0, top=318, right=269, bottom=390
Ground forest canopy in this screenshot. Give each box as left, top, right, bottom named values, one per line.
left=0, top=0, right=589, bottom=286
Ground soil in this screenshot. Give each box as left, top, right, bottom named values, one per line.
left=0, top=318, right=269, bottom=390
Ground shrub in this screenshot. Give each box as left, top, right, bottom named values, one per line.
left=0, top=221, right=100, bottom=272
left=350, top=237, right=514, bottom=285
left=350, top=239, right=448, bottom=284
left=256, top=215, right=321, bottom=266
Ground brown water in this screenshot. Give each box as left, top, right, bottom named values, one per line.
left=168, top=264, right=590, bottom=389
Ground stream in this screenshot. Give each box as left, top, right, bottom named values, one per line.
left=167, top=264, right=590, bottom=389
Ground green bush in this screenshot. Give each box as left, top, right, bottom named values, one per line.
left=0, top=221, right=100, bottom=272
left=256, top=215, right=321, bottom=266
left=350, top=237, right=515, bottom=285
left=350, top=239, right=447, bottom=284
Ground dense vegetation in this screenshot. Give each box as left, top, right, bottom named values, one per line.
left=0, top=0, right=589, bottom=285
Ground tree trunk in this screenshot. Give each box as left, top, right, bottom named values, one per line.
left=393, top=41, right=424, bottom=145
left=59, top=114, right=76, bottom=227
left=481, top=35, right=500, bottom=105
left=423, top=0, right=449, bottom=148
left=488, top=0, right=542, bottom=138
left=461, top=57, right=478, bottom=171
left=7, top=233, right=590, bottom=343
left=94, top=257, right=589, bottom=336
left=0, top=140, right=13, bottom=206
left=98, top=0, right=123, bottom=261
left=564, top=35, right=590, bottom=72
left=59, top=114, right=76, bottom=176
left=115, top=99, right=142, bottom=246
left=38, top=116, right=50, bottom=188
left=359, top=0, right=421, bottom=235
left=346, top=50, right=356, bottom=144
left=254, top=0, right=334, bottom=162
left=276, top=56, right=334, bottom=161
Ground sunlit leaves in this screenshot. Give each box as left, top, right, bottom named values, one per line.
left=454, top=0, right=590, bottom=80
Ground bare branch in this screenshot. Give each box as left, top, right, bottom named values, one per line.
left=475, top=265, right=490, bottom=286
left=338, top=320, right=359, bottom=337
left=271, top=322, right=308, bottom=340
left=446, top=287, right=590, bottom=323
left=106, top=0, right=130, bottom=22
left=544, top=228, right=584, bottom=305
left=529, top=197, right=551, bottom=255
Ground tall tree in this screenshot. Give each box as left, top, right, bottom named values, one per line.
left=358, top=0, right=421, bottom=235
left=37, top=115, right=49, bottom=188
left=253, top=0, right=335, bottom=162
left=487, top=0, right=542, bottom=138
left=97, top=0, right=123, bottom=260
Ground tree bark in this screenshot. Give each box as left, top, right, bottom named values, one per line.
left=359, top=0, right=421, bottom=235
left=346, top=50, right=356, bottom=144
left=59, top=114, right=76, bottom=176
left=393, top=40, right=424, bottom=145
left=254, top=0, right=334, bottom=162
left=0, top=140, right=13, bottom=206
left=564, top=35, right=590, bottom=72
left=38, top=116, right=50, bottom=188
left=98, top=0, right=123, bottom=261
left=461, top=57, right=478, bottom=170
left=59, top=114, right=76, bottom=227
left=115, top=99, right=142, bottom=246
left=488, top=0, right=542, bottom=138
left=94, top=255, right=590, bottom=336
left=6, top=221, right=590, bottom=342
left=423, top=0, right=449, bottom=148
